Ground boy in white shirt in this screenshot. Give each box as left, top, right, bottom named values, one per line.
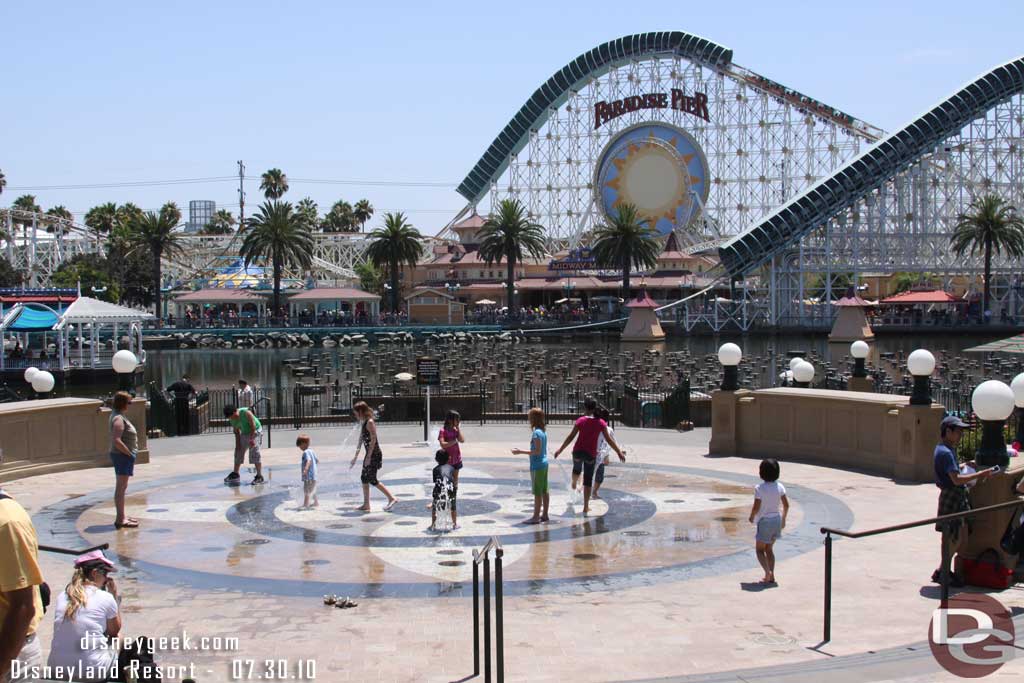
left=748, top=458, right=790, bottom=585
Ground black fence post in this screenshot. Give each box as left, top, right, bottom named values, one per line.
left=940, top=524, right=950, bottom=608
left=484, top=555, right=492, bottom=683
left=823, top=532, right=832, bottom=644
left=495, top=548, right=504, bottom=683
left=473, top=553, right=480, bottom=677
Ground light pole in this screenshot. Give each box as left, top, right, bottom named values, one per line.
left=112, top=350, right=138, bottom=395
left=1011, top=373, right=1024, bottom=446
left=31, top=370, right=55, bottom=398
left=907, top=349, right=935, bottom=406
left=972, top=380, right=1015, bottom=467
left=850, top=340, right=869, bottom=378
left=718, top=343, right=742, bottom=391
left=792, top=360, right=815, bottom=388
left=445, top=282, right=461, bottom=324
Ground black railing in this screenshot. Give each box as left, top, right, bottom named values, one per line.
left=819, top=498, right=1024, bottom=643
left=472, top=537, right=504, bottom=683
left=39, top=542, right=109, bottom=556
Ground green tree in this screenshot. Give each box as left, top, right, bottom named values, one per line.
left=354, top=261, right=385, bottom=297
left=590, top=204, right=660, bottom=300
left=129, top=204, right=184, bottom=325
left=107, top=222, right=153, bottom=308
left=295, top=197, right=319, bottom=231
left=808, top=272, right=854, bottom=301
left=85, top=202, right=119, bottom=241
left=0, top=169, right=6, bottom=197
left=241, top=201, right=314, bottom=316
left=366, top=212, right=423, bottom=312
left=260, top=168, right=289, bottom=200
left=201, top=209, right=236, bottom=235
left=354, top=199, right=374, bottom=232
left=0, top=255, right=21, bottom=287
left=890, top=271, right=936, bottom=295
left=51, top=254, right=119, bottom=302
left=478, top=199, right=547, bottom=317
left=45, top=205, right=74, bottom=234
left=321, top=200, right=355, bottom=233
left=951, top=194, right=1024, bottom=320
left=117, top=202, right=145, bottom=228
left=11, top=194, right=41, bottom=214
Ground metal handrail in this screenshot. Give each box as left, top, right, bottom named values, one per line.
left=39, top=542, right=109, bottom=556
left=819, top=497, right=1024, bottom=644
left=254, top=396, right=272, bottom=448
left=472, top=537, right=504, bottom=683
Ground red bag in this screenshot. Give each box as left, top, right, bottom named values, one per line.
left=962, top=549, right=1015, bottom=589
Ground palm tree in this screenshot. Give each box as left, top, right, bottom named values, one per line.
left=260, top=168, right=289, bottom=200
left=591, top=203, right=660, bottom=299
left=321, top=200, right=355, bottom=233
left=296, top=197, right=319, bottom=231
left=478, top=199, right=547, bottom=318
left=201, top=209, right=236, bottom=235
left=241, top=201, right=314, bottom=317
left=366, top=212, right=423, bottom=312
left=0, top=169, right=6, bottom=197
left=354, top=199, right=374, bottom=232
left=45, top=205, right=73, bottom=234
left=12, top=194, right=41, bottom=213
left=85, top=202, right=119, bottom=242
left=129, top=207, right=184, bottom=326
left=951, top=194, right=1024, bottom=320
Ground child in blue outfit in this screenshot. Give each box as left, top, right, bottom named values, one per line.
left=298, top=434, right=319, bottom=508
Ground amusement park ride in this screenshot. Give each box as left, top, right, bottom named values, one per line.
left=4, top=31, right=1024, bottom=328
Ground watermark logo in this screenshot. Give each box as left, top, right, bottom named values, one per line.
left=929, top=593, right=1015, bottom=678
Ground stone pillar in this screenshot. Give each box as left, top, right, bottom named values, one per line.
left=847, top=376, right=874, bottom=393
left=893, top=403, right=946, bottom=481
left=709, top=390, right=747, bottom=455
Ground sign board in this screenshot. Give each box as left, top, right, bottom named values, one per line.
left=416, top=357, right=441, bottom=386
left=548, top=247, right=596, bottom=272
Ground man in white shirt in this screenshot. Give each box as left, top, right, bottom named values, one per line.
left=237, top=379, right=255, bottom=411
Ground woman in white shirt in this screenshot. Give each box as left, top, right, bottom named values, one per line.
left=47, top=551, right=121, bottom=682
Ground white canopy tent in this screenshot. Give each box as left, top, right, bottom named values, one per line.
left=53, top=297, right=155, bottom=369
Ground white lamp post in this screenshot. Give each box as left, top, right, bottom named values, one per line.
left=31, top=370, right=55, bottom=396
left=1011, top=372, right=1024, bottom=445
left=907, top=349, right=936, bottom=405
left=792, top=360, right=815, bottom=388
left=850, top=340, right=869, bottom=378
left=23, top=366, right=39, bottom=384
left=789, top=357, right=803, bottom=371
left=718, top=343, right=742, bottom=391
left=111, top=350, right=138, bottom=394
left=972, top=379, right=1015, bottom=467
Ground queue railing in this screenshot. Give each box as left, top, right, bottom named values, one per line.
left=472, top=537, right=504, bottom=683
left=819, top=498, right=1024, bottom=643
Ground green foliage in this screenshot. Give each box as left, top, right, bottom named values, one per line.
left=951, top=194, right=1024, bottom=317
left=11, top=194, right=41, bottom=214
left=241, top=200, right=314, bottom=314
left=355, top=261, right=385, bottom=297
left=84, top=202, right=119, bottom=239
left=366, top=212, right=423, bottom=311
left=891, top=271, right=936, bottom=295
left=808, top=272, right=854, bottom=301
left=478, top=199, right=547, bottom=316
left=0, top=169, right=6, bottom=196
left=353, top=199, right=374, bottom=232
left=295, top=198, right=319, bottom=231
left=260, top=168, right=289, bottom=200
left=51, top=254, right=119, bottom=302
left=321, top=200, right=356, bottom=233
left=128, top=205, right=185, bottom=322
left=201, top=209, right=236, bottom=235
left=590, top=203, right=659, bottom=298
left=0, top=255, right=22, bottom=287
left=45, top=205, right=73, bottom=234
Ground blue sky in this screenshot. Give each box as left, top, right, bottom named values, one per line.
left=3, top=0, right=1022, bottom=233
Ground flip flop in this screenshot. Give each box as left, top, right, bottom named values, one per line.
left=115, top=520, right=139, bottom=529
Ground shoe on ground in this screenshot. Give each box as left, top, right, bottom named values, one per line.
left=252, top=475, right=265, bottom=485
left=224, top=472, right=240, bottom=483
left=931, top=570, right=965, bottom=587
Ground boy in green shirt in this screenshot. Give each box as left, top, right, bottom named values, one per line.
left=224, top=405, right=264, bottom=484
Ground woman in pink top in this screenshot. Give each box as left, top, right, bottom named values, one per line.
left=438, top=410, right=466, bottom=487
left=554, top=397, right=624, bottom=515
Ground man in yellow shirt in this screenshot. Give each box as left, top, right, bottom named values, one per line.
left=0, top=488, right=44, bottom=683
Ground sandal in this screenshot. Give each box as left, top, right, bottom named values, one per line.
left=384, top=500, right=397, bottom=512
left=323, top=594, right=338, bottom=606
left=115, top=520, right=139, bottom=529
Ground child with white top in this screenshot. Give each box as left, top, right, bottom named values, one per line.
left=747, top=458, right=790, bottom=585
left=592, top=406, right=621, bottom=500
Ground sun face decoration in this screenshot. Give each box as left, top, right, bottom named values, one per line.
left=596, top=123, right=710, bottom=236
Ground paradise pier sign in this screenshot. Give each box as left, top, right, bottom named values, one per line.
left=594, top=88, right=709, bottom=130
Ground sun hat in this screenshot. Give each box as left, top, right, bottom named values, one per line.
left=74, top=549, right=116, bottom=572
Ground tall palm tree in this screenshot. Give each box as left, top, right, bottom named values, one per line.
left=260, top=168, right=289, bottom=200
left=591, top=203, right=660, bottom=300
left=354, top=199, right=374, bottom=232
left=85, top=202, right=119, bottom=242
left=478, top=199, right=547, bottom=318
left=0, top=169, right=6, bottom=197
left=12, top=194, right=41, bottom=213
left=321, top=200, right=355, bottom=233
left=951, top=194, right=1024, bottom=320
left=366, top=212, right=423, bottom=312
left=129, top=207, right=184, bottom=326
left=296, top=197, right=319, bottom=230
left=202, top=209, right=236, bottom=235
left=45, top=205, right=73, bottom=234
left=241, top=201, right=314, bottom=317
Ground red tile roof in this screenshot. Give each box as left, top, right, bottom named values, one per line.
left=880, top=290, right=959, bottom=304
left=289, top=288, right=380, bottom=301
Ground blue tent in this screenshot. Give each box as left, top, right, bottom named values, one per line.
left=5, top=304, right=62, bottom=331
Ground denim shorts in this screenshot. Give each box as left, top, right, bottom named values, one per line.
left=756, top=516, right=783, bottom=544
left=110, top=451, right=136, bottom=477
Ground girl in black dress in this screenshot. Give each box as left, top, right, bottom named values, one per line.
left=350, top=401, right=398, bottom=512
